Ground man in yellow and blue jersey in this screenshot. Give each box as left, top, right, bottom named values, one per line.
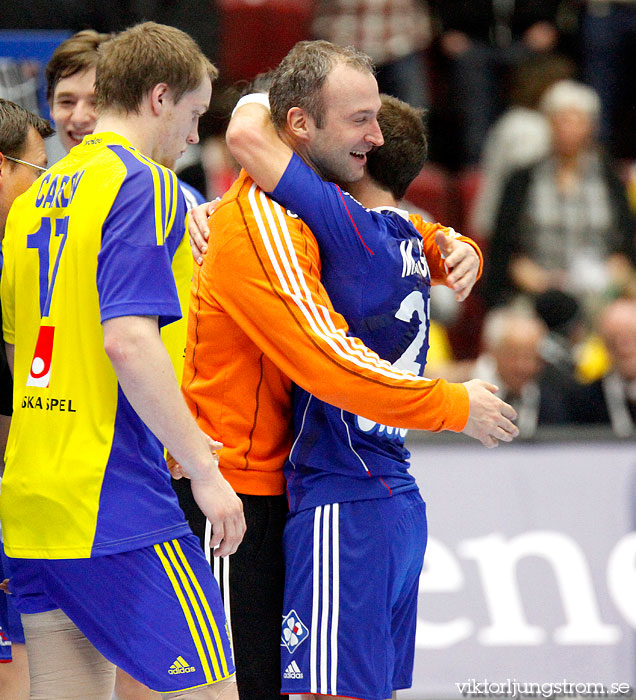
left=0, top=22, right=244, bottom=700
left=45, top=28, right=206, bottom=390
left=44, top=28, right=208, bottom=700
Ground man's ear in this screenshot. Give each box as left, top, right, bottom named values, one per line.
left=0, top=153, right=5, bottom=184
left=287, top=107, right=312, bottom=142
left=149, top=83, right=170, bottom=116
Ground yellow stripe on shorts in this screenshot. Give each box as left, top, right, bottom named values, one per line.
left=170, top=539, right=231, bottom=678
left=153, top=542, right=214, bottom=683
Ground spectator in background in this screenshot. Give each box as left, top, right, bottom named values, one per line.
left=472, top=304, right=576, bottom=437
left=312, top=0, right=432, bottom=108
left=0, top=60, right=40, bottom=115
left=432, top=0, right=561, bottom=165
left=483, top=80, right=636, bottom=319
left=45, top=30, right=113, bottom=155
left=572, top=296, right=636, bottom=437
left=472, top=52, right=575, bottom=239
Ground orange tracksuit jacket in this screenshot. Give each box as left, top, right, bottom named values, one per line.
left=182, top=171, right=482, bottom=496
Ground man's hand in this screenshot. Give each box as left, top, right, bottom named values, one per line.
left=168, top=433, right=222, bottom=480
left=190, top=471, right=246, bottom=557
left=462, top=378, right=519, bottom=448
left=189, top=199, right=219, bottom=264
left=436, top=231, right=480, bottom=301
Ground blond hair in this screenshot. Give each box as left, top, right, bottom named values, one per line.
left=95, top=22, right=218, bottom=115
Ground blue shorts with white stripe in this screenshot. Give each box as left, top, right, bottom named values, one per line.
left=281, top=490, right=427, bottom=700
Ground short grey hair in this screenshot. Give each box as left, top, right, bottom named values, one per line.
left=540, top=80, right=601, bottom=122
left=482, top=305, right=547, bottom=352
left=269, top=40, right=374, bottom=130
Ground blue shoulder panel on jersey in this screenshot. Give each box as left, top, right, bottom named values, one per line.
left=97, top=145, right=182, bottom=327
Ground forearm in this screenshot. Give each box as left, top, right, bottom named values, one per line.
left=226, top=98, right=291, bottom=193
left=5, top=344, right=13, bottom=377
left=103, top=316, right=217, bottom=481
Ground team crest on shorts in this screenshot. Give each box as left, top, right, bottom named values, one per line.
left=281, top=609, right=308, bottom=653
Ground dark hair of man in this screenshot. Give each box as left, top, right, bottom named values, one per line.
left=95, top=22, right=218, bottom=115
left=45, top=29, right=113, bottom=104
left=366, top=94, right=427, bottom=201
left=0, top=99, right=54, bottom=157
left=269, top=40, right=374, bottom=130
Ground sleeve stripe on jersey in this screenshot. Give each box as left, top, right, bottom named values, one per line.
left=254, top=184, right=419, bottom=380
left=164, top=168, right=178, bottom=237
left=133, top=150, right=178, bottom=245
left=271, top=197, right=395, bottom=371
left=260, top=186, right=387, bottom=366
left=247, top=182, right=424, bottom=384
left=254, top=186, right=392, bottom=374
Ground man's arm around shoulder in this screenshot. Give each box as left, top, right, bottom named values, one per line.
left=225, top=95, right=292, bottom=193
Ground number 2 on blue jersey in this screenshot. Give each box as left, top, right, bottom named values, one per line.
left=392, top=290, right=430, bottom=374
left=27, top=216, right=69, bottom=318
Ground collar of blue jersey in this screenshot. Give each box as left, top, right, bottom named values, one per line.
left=371, top=205, right=410, bottom=220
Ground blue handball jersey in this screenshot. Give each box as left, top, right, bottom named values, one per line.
left=271, top=154, right=431, bottom=512
left=0, top=132, right=191, bottom=558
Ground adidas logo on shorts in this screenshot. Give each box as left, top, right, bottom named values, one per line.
left=168, top=656, right=196, bottom=674
left=283, top=660, right=303, bottom=680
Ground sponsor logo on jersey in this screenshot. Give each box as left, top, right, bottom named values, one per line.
left=26, top=325, right=55, bottom=388
left=355, top=415, right=408, bottom=442
left=283, top=660, right=304, bottom=680
left=168, top=656, right=196, bottom=675
left=21, top=395, right=76, bottom=412
left=281, top=610, right=309, bottom=653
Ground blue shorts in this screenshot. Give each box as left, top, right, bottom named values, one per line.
left=5, top=534, right=234, bottom=692
left=0, top=543, right=25, bottom=662
left=280, top=490, right=427, bottom=700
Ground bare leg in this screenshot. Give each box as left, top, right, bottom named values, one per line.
left=0, top=642, right=29, bottom=700
left=162, top=676, right=238, bottom=700
left=21, top=608, right=115, bottom=700
left=114, top=667, right=161, bottom=700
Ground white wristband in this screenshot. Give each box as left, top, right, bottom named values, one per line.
left=231, top=92, right=270, bottom=117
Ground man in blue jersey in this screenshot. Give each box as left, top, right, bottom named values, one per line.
left=1, top=23, right=244, bottom=700
left=225, top=41, right=518, bottom=700
left=0, top=97, right=53, bottom=700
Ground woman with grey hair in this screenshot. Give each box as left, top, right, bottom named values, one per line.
left=483, top=79, right=636, bottom=320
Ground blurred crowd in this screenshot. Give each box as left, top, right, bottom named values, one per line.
left=2, top=0, right=636, bottom=440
